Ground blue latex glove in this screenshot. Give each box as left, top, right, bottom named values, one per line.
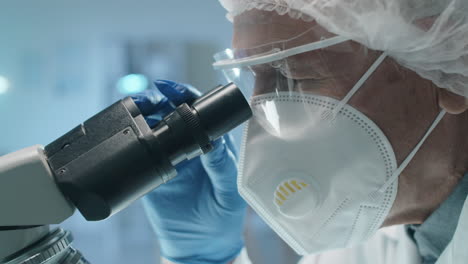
left=132, top=80, right=246, bottom=264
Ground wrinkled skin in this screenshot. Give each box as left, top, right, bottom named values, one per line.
left=233, top=9, right=468, bottom=226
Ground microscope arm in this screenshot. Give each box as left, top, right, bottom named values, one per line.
left=0, top=145, right=75, bottom=227
left=0, top=146, right=75, bottom=262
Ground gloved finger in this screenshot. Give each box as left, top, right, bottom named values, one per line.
left=154, top=80, right=201, bottom=106
left=131, top=88, right=174, bottom=116
left=223, top=134, right=239, bottom=160
left=133, top=79, right=201, bottom=128
left=201, top=137, right=245, bottom=210
left=144, top=115, right=164, bottom=129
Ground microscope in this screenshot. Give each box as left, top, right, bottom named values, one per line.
left=0, top=83, right=252, bottom=264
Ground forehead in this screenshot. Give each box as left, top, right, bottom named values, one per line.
left=232, top=9, right=330, bottom=49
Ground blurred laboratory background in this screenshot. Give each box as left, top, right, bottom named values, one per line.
left=0, top=1, right=300, bottom=263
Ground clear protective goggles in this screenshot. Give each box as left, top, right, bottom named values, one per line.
left=213, top=27, right=390, bottom=136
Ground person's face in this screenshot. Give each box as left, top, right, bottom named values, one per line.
left=233, top=9, right=439, bottom=171
left=232, top=9, right=468, bottom=225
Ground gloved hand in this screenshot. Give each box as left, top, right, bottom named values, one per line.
left=132, top=80, right=246, bottom=264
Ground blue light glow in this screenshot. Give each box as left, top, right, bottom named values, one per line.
left=0, top=76, right=10, bottom=94
left=116, top=74, right=148, bottom=94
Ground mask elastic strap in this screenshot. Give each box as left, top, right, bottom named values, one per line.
left=369, top=109, right=447, bottom=199
left=326, top=52, right=388, bottom=119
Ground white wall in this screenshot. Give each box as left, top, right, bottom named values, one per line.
left=0, top=0, right=233, bottom=152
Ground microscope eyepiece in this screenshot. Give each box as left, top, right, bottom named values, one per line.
left=45, top=83, right=252, bottom=221
left=152, top=83, right=252, bottom=165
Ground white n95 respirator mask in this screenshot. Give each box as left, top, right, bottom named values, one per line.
left=238, top=92, right=398, bottom=255
left=213, top=32, right=446, bottom=255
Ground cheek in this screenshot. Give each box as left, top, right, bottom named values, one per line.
left=348, top=63, right=440, bottom=164
left=295, top=79, right=345, bottom=99
left=253, top=72, right=280, bottom=96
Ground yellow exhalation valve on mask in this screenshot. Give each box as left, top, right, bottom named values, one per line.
left=274, top=179, right=316, bottom=219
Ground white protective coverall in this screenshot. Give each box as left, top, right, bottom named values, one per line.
left=234, top=196, right=468, bottom=264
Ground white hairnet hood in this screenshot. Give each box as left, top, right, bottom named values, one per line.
left=219, top=0, right=468, bottom=98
